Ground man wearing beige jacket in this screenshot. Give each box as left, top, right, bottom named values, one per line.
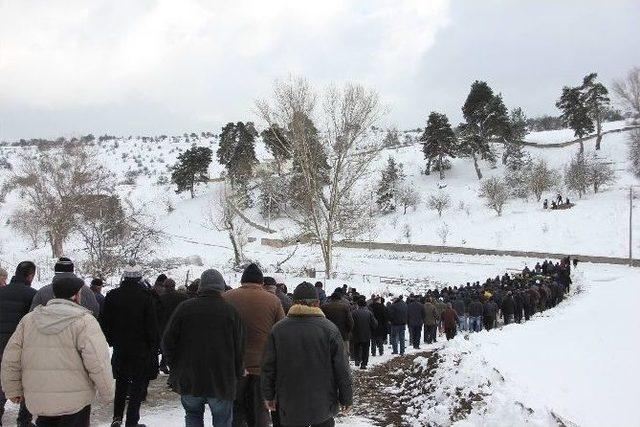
left=1, top=274, right=114, bottom=426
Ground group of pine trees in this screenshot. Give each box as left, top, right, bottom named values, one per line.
left=420, top=80, right=527, bottom=181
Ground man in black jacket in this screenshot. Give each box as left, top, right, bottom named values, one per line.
left=407, top=297, right=425, bottom=349
left=101, top=265, right=160, bottom=427
left=162, top=269, right=245, bottom=427
left=351, top=297, right=378, bottom=369
left=262, top=282, right=352, bottom=427
left=369, top=297, right=388, bottom=356
left=321, top=290, right=354, bottom=357
left=388, top=296, right=408, bottom=355
left=0, top=261, right=37, bottom=427
left=501, top=292, right=515, bottom=325
left=158, top=278, right=187, bottom=374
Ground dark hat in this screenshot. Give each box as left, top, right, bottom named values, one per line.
left=52, top=273, right=84, bottom=299
left=54, top=257, right=74, bottom=273
left=264, top=276, right=277, bottom=287
left=293, top=281, right=318, bottom=302
left=155, top=274, right=168, bottom=286
left=241, top=263, right=263, bottom=284
left=200, top=269, right=226, bottom=292
left=90, top=278, right=103, bottom=288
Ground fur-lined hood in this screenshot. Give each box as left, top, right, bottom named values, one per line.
left=287, top=304, right=325, bottom=317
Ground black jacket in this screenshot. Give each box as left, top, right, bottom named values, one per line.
left=351, top=307, right=378, bottom=343
left=369, top=302, right=388, bottom=337
left=452, top=299, right=466, bottom=316
left=159, top=290, right=188, bottom=335
left=321, top=299, right=354, bottom=340
left=0, top=277, right=36, bottom=356
left=388, top=300, right=408, bottom=326
left=483, top=301, right=498, bottom=318
left=100, top=278, right=160, bottom=379
left=162, top=290, right=245, bottom=400
left=261, top=306, right=352, bottom=427
left=468, top=301, right=484, bottom=317
left=407, top=300, right=425, bottom=327
left=501, top=295, right=515, bottom=316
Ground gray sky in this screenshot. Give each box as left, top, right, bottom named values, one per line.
left=1, top=0, right=639, bottom=140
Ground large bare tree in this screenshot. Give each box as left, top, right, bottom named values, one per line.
left=5, top=145, right=114, bottom=257
left=612, top=67, right=640, bottom=117
left=206, top=183, right=249, bottom=266
left=257, top=77, right=383, bottom=277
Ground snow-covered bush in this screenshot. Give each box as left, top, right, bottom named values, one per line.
left=528, top=159, right=559, bottom=201
left=427, top=192, right=450, bottom=218
left=628, top=129, right=640, bottom=179
left=479, top=176, right=510, bottom=216
left=397, top=184, right=421, bottom=214
left=564, top=151, right=590, bottom=198
left=588, top=155, right=616, bottom=193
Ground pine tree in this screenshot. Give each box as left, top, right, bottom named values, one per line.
left=504, top=107, right=528, bottom=169
left=261, top=124, right=291, bottom=174
left=420, top=112, right=457, bottom=179
left=460, top=81, right=510, bottom=179
left=171, top=146, right=213, bottom=198
left=216, top=122, right=259, bottom=187
left=556, top=86, right=594, bottom=147
left=376, top=156, right=404, bottom=213
left=581, top=73, right=610, bottom=150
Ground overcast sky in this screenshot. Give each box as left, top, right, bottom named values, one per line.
left=1, top=0, right=639, bottom=140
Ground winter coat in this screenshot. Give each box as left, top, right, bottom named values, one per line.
left=369, top=302, right=388, bottom=338
left=1, top=299, right=113, bottom=417
left=440, top=308, right=458, bottom=331
left=452, top=299, right=466, bottom=316
left=321, top=298, right=354, bottom=341
left=223, top=284, right=285, bottom=375
left=388, top=300, right=408, bottom=326
left=435, top=301, right=448, bottom=318
left=276, top=289, right=293, bottom=314
left=162, top=290, right=245, bottom=400
left=0, top=277, right=37, bottom=357
left=100, top=278, right=160, bottom=380
left=261, top=305, right=352, bottom=427
left=468, top=301, right=484, bottom=317
left=407, top=300, right=425, bottom=327
left=423, top=302, right=439, bottom=326
left=483, top=301, right=498, bottom=318
left=92, top=291, right=105, bottom=315
left=351, top=307, right=378, bottom=343
left=316, top=287, right=327, bottom=304
left=159, top=290, right=188, bottom=335
left=30, top=278, right=99, bottom=317
left=501, top=295, right=515, bottom=316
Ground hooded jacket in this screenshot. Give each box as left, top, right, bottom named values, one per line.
left=1, top=299, right=114, bottom=417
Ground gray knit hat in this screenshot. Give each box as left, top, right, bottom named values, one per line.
left=122, top=264, right=143, bottom=279
left=199, top=269, right=226, bottom=292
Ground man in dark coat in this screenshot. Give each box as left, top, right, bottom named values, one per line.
left=90, top=278, right=106, bottom=314
left=314, top=281, right=327, bottom=304
left=501, top=292, right=515, bottom=325
left=387, top=296, right=408, bottom=355
left=452, top=297, right=467, bottom=332
left=468, top=297, right=484, bottom=332
left=162, top=269, right=245, bottom=427
left=157, top=278, right=187, bottom=374
left=262, top=282, right=352, bottom=427
left=407, top=297, right=425, bottom=349
left=321, top=291, right=354, bottom=357
left=369, top=297, right=388, bottom=356
left=440, top=303, right=458, bottom=341
left=483, top=298, right=498, bottom=330
left=423, top=298, right=439, bottom=344
left=513, top=291, right=524, bottom=323
left=0, top=261, right=37, bottom=427
left=101, top=265, right=160, bottom=427
left=351, top=297, right=378, bottom=369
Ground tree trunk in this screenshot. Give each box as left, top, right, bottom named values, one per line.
left=50, top=233, right=64, bottom=258
left=229, top=231, right=242, bottom=266
left=322, top=237, right=333, bottom=280
left=595, top=118, right=602, bottom=150
left=579, top=139, right=584, bottom=154
left=190, top=182, right=195, bottom=199
left=425, top=159, right=432, bottom=175
left=439, top=154, right=445, bottom=180
left=472, top=154, right=483, bottom=180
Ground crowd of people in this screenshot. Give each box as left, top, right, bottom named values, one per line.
left=0, top=255, right=573, bottom=427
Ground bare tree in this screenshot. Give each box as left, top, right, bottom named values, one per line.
left=528, top=159, right=559, bottom=202
left=257, top=77, right=383, bottom=277
left=629, top=129, right=640, bottom=179
left=427, top=192, right=450, bottom=218
left=479, top=176, right=510, bottom=216
left=564, top=151, right=590, bottom=198
left=76, top=196, right=163, bottom=277
left=9, top=209, right=43, bottom=249
left=5, top=145, right=114, bottom=257
left=437, top=223, right=450, bottom=245
left=206, top=184, right=249, bottom=266
left=587, top=155, right=616, bottom=193
left=612, top=66, right=640, bottom=117
left=397, top=184, right=421, bottom=215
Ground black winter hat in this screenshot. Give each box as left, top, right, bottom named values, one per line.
left=53, top=273, right=84, bottom=299
left=241, top=263, right=263, bottom=284
left=54, top=257, right=74, bottom=273
left=264, top=276, right=277, bottom=287
left=293, top=281, right=318, bottom=302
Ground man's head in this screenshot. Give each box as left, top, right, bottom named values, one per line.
left=53, top=274, right=84, bottom=303
left=357, top=297, right=366, bottom=307
left=155, top=274, right=168, bottom=287
left=0, top=267, right=7, bottom=286
left=15, top=261, right=36, bottom=285
left=199, top=269, right=226, bottom=293
left=293, top=281, right=320, bottom=307
left=54, top=257, right=74, bottom=274
left=90, top=278, right=103, bottom=293
left=241, top=263, right=263, bottom=285
left=163, top=278, right=176, bottom=291
left=314, top=281, right=323, bottom=289
left=263, top=276, right=277, bottom=294
left=122, top=264, right=143, bottom=281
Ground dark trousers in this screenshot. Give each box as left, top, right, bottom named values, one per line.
left=409, top=325, right=422, bottom=348
left=424, top=324, right=437, bottom=344
left=283, top=417, right=335, bottom=427
left=503, top=314, right=512, bottom=325
left=233, top=375, right=270, bottom=427
left=0, top=393, right=32, bottom=426
left=444, top=327, right=456, bottom=340
left=390, top=325, right=406, bottom=355
left=353, top=341, right=370, bottom=368
left=484, top=316, right=495, bottom=331
left=370, top=337, right=384, bottom=356
left=35, top=405, right=90, bottom=427
left=114, top=375, right=147, bottom=426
